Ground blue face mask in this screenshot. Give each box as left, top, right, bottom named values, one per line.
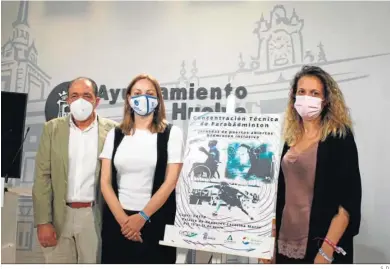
left=129, top=94, right=159, bottom=116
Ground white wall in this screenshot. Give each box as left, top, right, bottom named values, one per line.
left=2, top=1, right=390, bottom=263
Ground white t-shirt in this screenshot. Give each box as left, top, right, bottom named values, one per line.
left=99, top=125, right=184, bottom=211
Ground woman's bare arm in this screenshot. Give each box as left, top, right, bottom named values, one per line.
left=320, top=206, right=349, bottom=258
left=142, top=163, right=183, bottom=218
left=100, top=159, right=128, bottom=224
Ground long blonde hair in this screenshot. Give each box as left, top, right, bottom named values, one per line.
left=284, top=65, right=353, bottom=146
left=120, top=74, right=167, bottom=135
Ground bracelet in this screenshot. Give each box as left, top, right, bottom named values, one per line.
left=324, top=238, right=347, bottom=256
left=139, top=211, right=151, bottom=222
left=314, top=237, right=347, bottom=257
left=318, top=247, right=334, bottom=263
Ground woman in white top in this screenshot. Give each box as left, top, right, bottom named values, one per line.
left=99, top=74, right=184, bottom=264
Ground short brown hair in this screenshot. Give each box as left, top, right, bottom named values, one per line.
left=119, top=74, right=167, bottom=135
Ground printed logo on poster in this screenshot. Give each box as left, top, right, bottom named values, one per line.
left=203, top=232, right=216, bottom=241
left=224, top=235, right=237, bottom=244
left=242, top=237, right=250, bottom=245
left=242, top=236, right=262, bottom=246
left=179, top=231, right=198, bottom=238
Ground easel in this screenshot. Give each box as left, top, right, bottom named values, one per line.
left=167, top=92, right=282, bottom=264
left=173, top=94, right=260, bottom=264
left=172, top=95, right=235, bottom=264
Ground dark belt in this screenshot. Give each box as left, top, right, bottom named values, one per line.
left=66, top=202, right=94, bottom=208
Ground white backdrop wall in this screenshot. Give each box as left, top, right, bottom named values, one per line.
left=1, top=1, right=390, bottom=263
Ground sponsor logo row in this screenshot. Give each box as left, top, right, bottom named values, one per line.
left=179, top=231, right=263, bottom=246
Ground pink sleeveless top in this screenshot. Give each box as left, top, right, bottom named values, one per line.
left=278, top=142, right=318, bottom=259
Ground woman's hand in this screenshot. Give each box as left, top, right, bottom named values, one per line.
left=314, top=240, right=335, bottom=264
left=121, top=214, right=146, bottom=242
left=101, top=158, right=143, bottom=242
left=314, top=253, right=332, bottom=264
left=125, top=231, right=143, bottom=242
left=314, top=244, right=334, bottom=264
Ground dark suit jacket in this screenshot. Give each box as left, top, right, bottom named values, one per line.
left=275, top=130, right=362, bottom=263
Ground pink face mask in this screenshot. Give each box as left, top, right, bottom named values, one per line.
left=294, top=95, right=323, bottom=120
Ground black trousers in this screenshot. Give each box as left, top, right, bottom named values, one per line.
left=101, top=209, right=176, bottom=264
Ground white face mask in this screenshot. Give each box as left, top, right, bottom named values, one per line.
left=294, top=95, right=323, bottom=120
left=69, top=98, right=94, bottom=121
left=129, top=95, right=159, bottom=116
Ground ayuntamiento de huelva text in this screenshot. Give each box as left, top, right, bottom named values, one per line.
left=98, top=83, right=251, bottom=119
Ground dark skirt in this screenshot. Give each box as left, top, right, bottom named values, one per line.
left=275, top=252, right=312, bottom=264
left=101, top=209, right=176, bottom=264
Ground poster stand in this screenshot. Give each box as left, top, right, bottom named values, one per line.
left=169, top=94, right=236, bottom=264
left=162, top=94, right=275, bottom=264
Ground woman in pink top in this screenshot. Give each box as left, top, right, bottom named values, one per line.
left=274, top=65, right=362, bottom=264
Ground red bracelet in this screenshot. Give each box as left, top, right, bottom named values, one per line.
left=324, top=238, right=336, bottom=249
left=324, top=238, right=347, bottom=256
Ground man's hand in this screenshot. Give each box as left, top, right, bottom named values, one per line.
left=37, top=223, right=57, bottom=248
left=121, top=214, right=146, bottom=242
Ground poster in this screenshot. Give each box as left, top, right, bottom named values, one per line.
left=161, top=112, right=283, bottom=259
